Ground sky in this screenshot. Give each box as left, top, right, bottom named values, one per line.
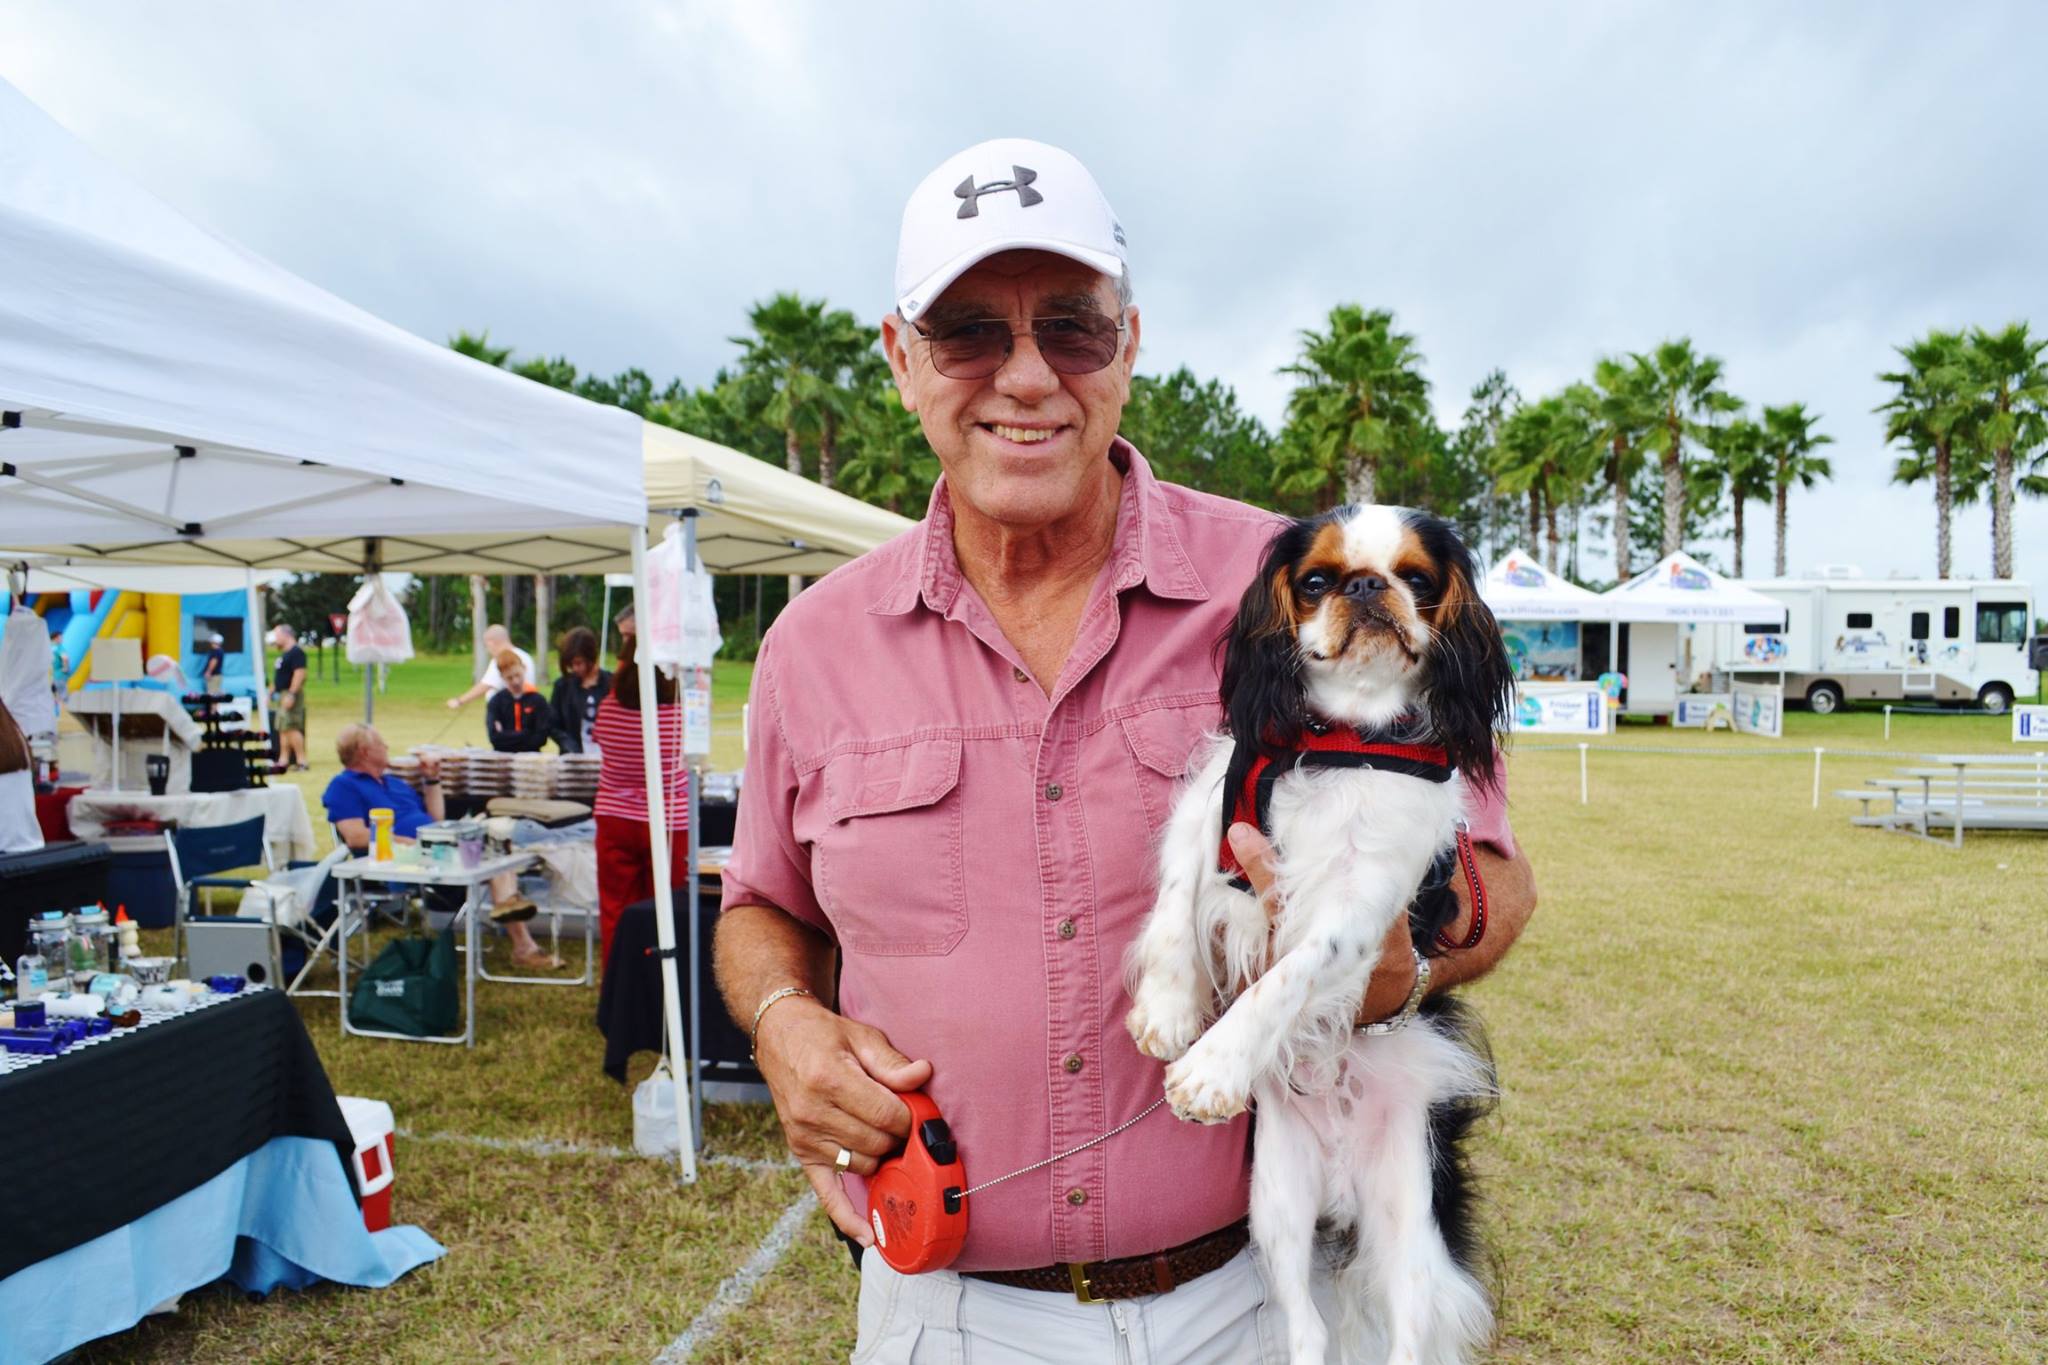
left=3, top=2, right=2045, bottom=592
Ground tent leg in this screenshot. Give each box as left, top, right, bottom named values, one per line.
left=631, top=534, right=696, bottom=1184
left=684, top=510, right=703, bottom=1155
left=361, top=538, right=381, bottom=724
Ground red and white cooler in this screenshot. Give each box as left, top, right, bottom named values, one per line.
left=337, top=1096, right=397, bottom=1232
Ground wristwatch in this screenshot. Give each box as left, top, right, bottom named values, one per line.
left=1360, top=949, right=1430, bottom=1036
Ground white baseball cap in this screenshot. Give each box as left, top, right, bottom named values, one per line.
left=894, top=138, right=1127, bottom=323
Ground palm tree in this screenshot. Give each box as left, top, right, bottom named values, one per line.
left=1631, top=339, right=1742, bottom=556
left=730, top=293, right=873, bottom=490
left=448, top=330, right=514, bottom=368
left=1961, top=323, right=2048, bottom=578
left=1493, top=394, right=1598, bottom=570
left=1585, top=357, right=1655, bottom=579
left=1877, top=330, right=1977, bottom=579
left=1277, top=305, right=1432, bottom=504
left=1759, top=403, right=1834, bottom=577
left=1704, top=417, right=1771, bottom=577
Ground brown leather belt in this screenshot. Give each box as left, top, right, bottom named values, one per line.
left=963, top=1219, right=1249, bottom=1303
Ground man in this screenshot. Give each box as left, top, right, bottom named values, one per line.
left=271, top=624, right=309, bottom=773
left=323, top=722, right=558, bottom=970
left=445, top=624, right=535, bottom=711
left=714, top=140, right=1539, bottom=1360
left=201, top=633, right=226, bottom=697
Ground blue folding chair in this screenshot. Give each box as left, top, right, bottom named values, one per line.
left=166, top=815, right=275, bottom=965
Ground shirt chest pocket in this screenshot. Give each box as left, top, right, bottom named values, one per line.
left=1118, top=703, right=1220, bottom=840
left=813, top=739, right=968, bottom=956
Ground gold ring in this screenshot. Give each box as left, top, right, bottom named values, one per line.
left=833, top=1146, right=853, bottom=1173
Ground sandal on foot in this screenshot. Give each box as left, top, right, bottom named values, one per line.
left=490, top=897, right=539, bottom=924
left=510, top=947, right=564, bottom=970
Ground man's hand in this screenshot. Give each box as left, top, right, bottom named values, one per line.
left=1225, top=822, right=1418, bottom=1027
left=445, top=696, right=463, bottom=710
left=752, top=995, right=934, bottom=1246
left=418, top=753, right=441, bottom=780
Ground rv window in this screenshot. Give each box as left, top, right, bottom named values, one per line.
left=1943, top=606, right=1960, bottom=639
left=1845, top=612, right=1873, bottom=629
left=1977, top=603, right=2028, bottom=645
left=1910, top=611, right=1929, bottom=641
left=1742, top=622, right=1779, bottom=634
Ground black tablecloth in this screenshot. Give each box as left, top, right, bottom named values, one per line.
left=0, top=839, right=110, bottom=964
left=597, top=884, right=759, bottom=1086
left=0, top=988, right=357, bottom=1280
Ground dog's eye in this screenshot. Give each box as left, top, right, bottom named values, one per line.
left=1399, top=571, right=1434, bottom=596
left=1299, top=570, right=1334, bottom=597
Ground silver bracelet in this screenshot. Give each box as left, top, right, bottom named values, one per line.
left=1360, top=949, right=1430, bottom=1036
left=748, top=986, right=815, bottom=1063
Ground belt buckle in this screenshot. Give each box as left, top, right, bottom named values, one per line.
left=1067, top=1261, right=1103, bottom=1304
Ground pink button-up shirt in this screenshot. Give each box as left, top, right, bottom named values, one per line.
left=722, top=442, right=1515, bottom=1271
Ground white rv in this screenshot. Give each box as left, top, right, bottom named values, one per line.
left=1699, top=572, right=2037, bottom=713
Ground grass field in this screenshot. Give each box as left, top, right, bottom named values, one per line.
left=79, top=657, right=2048, bottom=1362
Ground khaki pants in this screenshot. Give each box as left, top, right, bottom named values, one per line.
left=852, top=1245, right=1296, bottom=1365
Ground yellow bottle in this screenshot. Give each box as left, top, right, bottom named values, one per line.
left=369, top=807, right=395, bottom=861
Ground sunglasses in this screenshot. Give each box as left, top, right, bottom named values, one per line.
left=910, top=312, right=1127, bottom=380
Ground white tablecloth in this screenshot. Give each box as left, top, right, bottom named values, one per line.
left=66, top=689, right=205, bottom=792
left=66, top=787, right=317, bottom=863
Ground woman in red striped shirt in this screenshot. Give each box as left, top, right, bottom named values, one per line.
left=591, top=633, right=690, bottom=974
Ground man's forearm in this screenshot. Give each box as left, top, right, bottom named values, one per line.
left=713, top=901, right=838, bottom=1035
left=1429, top=846, right=1537, bottom=993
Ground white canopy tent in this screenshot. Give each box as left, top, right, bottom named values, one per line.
left=1481, top=547, right=1607, bottom=621
left=0, top=78, right=704, bottom=1179
left=1600, top=553, right=1788, bottom=713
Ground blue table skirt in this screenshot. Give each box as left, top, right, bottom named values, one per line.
left=0, top=1135, right=444, bottom=1365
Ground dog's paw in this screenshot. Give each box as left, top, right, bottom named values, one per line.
left=1126, top=992, right=1203, bottom=1062
left=1163, top=1041, right=1251, bottom=1124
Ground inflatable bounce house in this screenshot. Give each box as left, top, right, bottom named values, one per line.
left=35, top=587, right=262, bottom=700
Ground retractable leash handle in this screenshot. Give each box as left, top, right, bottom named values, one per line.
left=866, top=1090, right=968, bottom=1274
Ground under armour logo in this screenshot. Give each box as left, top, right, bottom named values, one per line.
left=954, top=166, right=1042, bottom=218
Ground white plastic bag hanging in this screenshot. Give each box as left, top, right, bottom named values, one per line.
left=345, top=575, right=414, bottom=665
left=632, top=1057, right=683, bottom=1158
left=642, top=524, right=722, bottom=670
left=0, top=605, right=57, bottom=737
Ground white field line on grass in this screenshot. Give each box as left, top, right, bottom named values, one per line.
left=653, top=1190, right=820, bottom=1365
left=397, top=1127, right=793, bottom=1174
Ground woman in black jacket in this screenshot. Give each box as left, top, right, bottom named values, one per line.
left=485, top=649, right=551, bottom=752
left=547, top=626, right=610, bottom=754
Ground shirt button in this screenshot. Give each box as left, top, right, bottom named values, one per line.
left=1044, top=783, right=1063, bottom=802
left=1063, top=1052, right=1084, bottom=1073
left=1066, top=1187, right=1088, bottom=1206
left=1012, top=666, right=1030, bottom=683
left=1056, top=918, right=1076, bottom=940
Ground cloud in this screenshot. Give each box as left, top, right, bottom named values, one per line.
left=2, top=1, right=2044, bottom=591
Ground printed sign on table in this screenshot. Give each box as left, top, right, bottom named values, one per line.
left=2013, top=705, right=2048, bottom=743
left=1673, top=693, right=1732, bottom=728
left=1731, top=681, right=1783, bottom=738
left=1511, top=683, right=1609, bottom=735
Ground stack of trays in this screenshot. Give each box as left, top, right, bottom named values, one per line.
left=511, top=753, right=554, bottom=799
left=415, top=746, right=467, bottom=798
left=388, top=753, right=424, bottom=793
left=464, top=749, right=511, bottom=798
left=555, top=753, right=601, bottom=802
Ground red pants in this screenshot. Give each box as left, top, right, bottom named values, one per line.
left=596, top=814, right=691, bottom=973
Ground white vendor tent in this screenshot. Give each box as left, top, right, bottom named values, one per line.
left=1601, top=552, right=1789, bottom=625
left=1481, top=547, right=1606, bottom=621
left=1601, top=553, right=1788, bottom=714
left=0, top=78, right=704, bottom=1180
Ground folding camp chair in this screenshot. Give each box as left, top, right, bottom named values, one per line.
left=167, top=815, right=275, bottom=964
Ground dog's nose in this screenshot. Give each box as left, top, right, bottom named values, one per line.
left=1343, top=574, right=1389, bottom=599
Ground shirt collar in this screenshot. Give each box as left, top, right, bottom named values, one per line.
left=870, top=437, right=1210, bottom=617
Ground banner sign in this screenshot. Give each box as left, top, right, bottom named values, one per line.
left=2013, top=705, right=2048, bottom=743
left=1673, top=693, right=1732, bottom=728
left=1512, top=683, right=1609, bottom=735
left=1731, top=681, right=1783, bottom=738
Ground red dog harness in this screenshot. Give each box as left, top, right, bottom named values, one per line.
left=1216, top=720, right=1489, bottom=952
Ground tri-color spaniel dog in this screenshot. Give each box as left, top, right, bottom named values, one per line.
left=1125, top=505, right=1514, bottom=1364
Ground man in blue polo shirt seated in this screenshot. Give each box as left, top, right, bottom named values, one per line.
left=324, top=722, right=562, bottom=970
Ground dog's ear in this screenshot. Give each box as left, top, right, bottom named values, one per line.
left=1219, top=520, right=1315, bottom=808
left=1419, top=527, right=1515, bottom=790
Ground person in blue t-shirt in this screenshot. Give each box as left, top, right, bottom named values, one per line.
left=323, top=723, right=561, bottom=969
